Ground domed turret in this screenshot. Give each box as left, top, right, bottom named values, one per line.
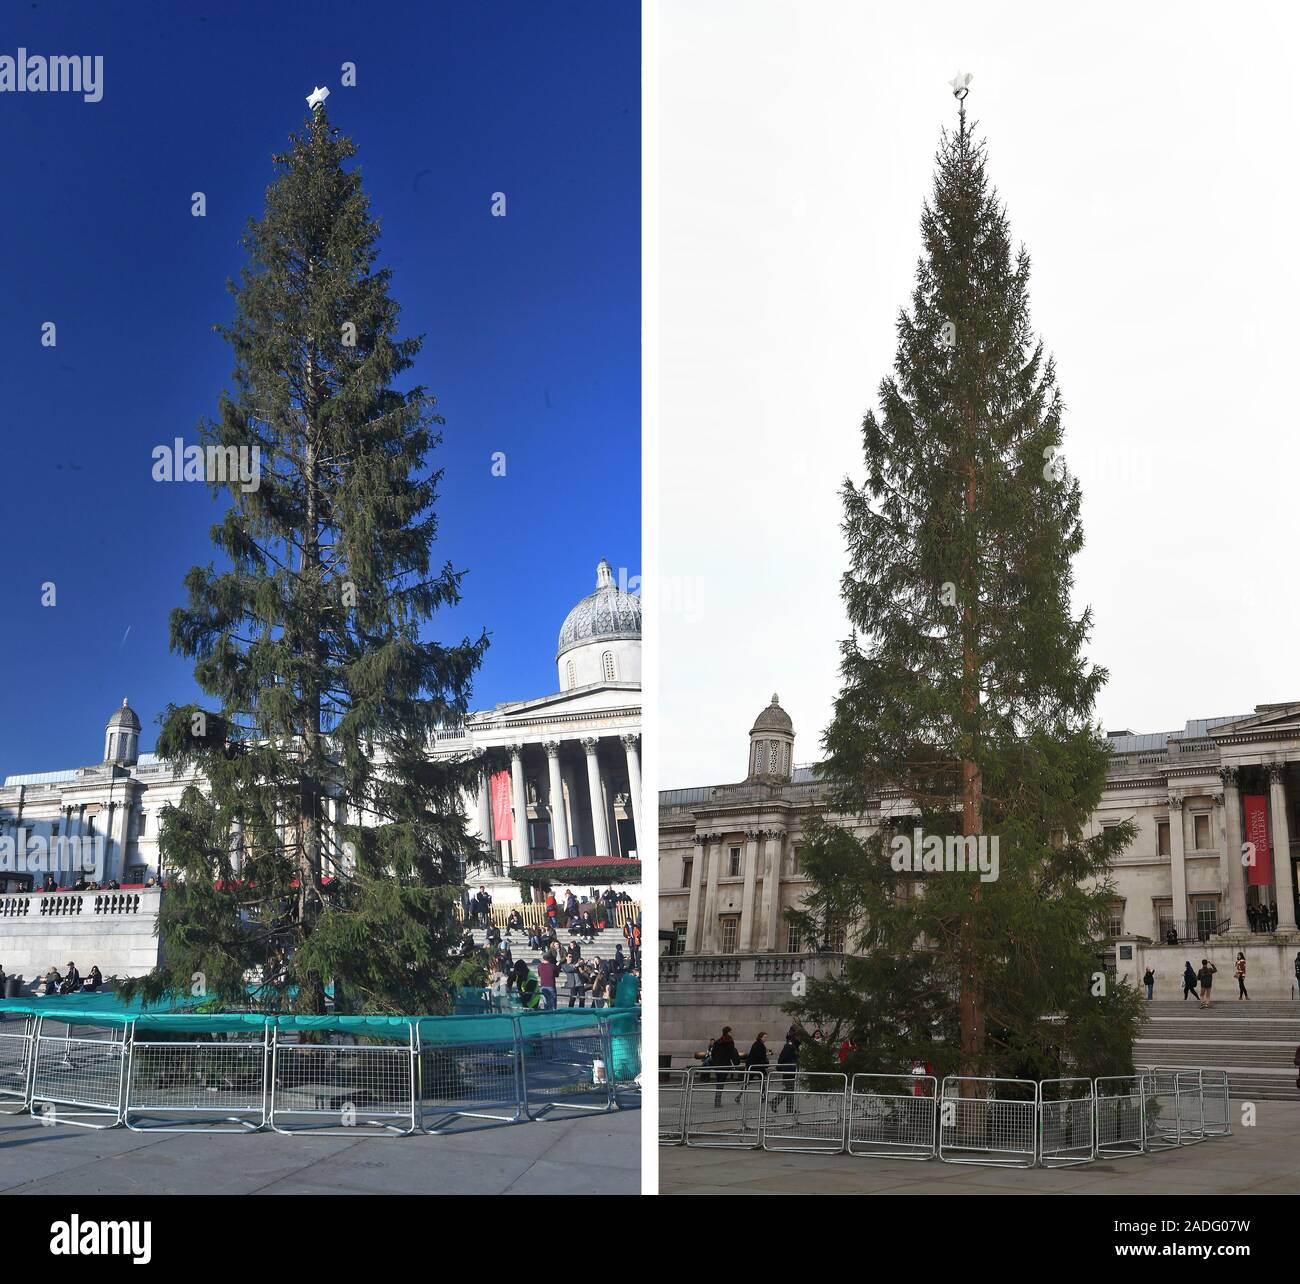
left=556, top=559, right=642, bottom=690
left=104, top=698, right=141, bottom=765
left=747, top=692, right=794, bottom=781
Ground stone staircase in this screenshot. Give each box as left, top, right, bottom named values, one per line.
left=1136, top=999, right=1300, bottom=1100
left=464, top=925, right=632, bottom=958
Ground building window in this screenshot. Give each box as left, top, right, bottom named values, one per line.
left=1193, top=898, right=1219, bottom=940
left=719, top=915, right=739, bottom=954
left=601, top=650, right=616, bottom=682
left=1108, top=902, right=1124, bottom=938
left=138, top=812, right=147, bottom=837
left=786, top=924, right=801, bottom=953
left=565, top=660, right=575, bottom=690
left=673, top=921, right=687, bottom=955
left=768, top=741, right=778, bottom=772
left=787, top=846, right=800, bottom=876
left=1157, top=821, right=1170, bottom=858
left=1192, top=813, right=1211, bottom=851
left=681, top=857, right=693, bottom=889
left=728, top=846, right=741, bottom=877
left=824, top=915, right=847, bottom=953
left=753, top=743, right=764, bottom=775
left=1154, top=898, right=1173, bottom=940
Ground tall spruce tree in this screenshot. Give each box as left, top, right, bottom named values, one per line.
left=787, top=92, right=1143, bottom=1081
left=123, top=103, right=487, bottom=1015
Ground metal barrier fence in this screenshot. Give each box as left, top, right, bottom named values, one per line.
left=1039, top=1077, right=1095, bottom=1167
left=659, top=1068, right=688, bottom=1144
left=847, top=1073, right=937, bottom=1160
left=761, top=1071, right=848, bottom=1153
left=683, top=1068, right=764, bottom=1148
left=270, top=1029, right=420, bottom=1136
left=659, top=1062, right=1232, bottom=1169
left=0, top=1012, right=639, bottom=1138
left=1095, top=1075, right=1146, bottom=1159
left=30, top=1022, right=130, bottom=1129
left=1200, top=1069, right=1231, bottom=1138
left=938, top=1076, right=1039, bottom=1168
left=0, top=1017, right=35, bottom=1114
left=418, top=1036, right=525, bottom=1133
left=125, top=1033, right=271, bottom=1132
left=517, top=1018, right=615, bottom=1119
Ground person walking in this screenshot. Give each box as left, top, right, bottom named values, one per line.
left=537, top=954, right=559, bottom=1010
left=1234, top=952, right=1249, bottom=1000
left=1142, top=967, right=1155, bottom=1001
left=1197, top=958, right=1217, bottom=1009
left=1181, top=961, right=1199, bottom=1002
left=740, top=1032, right=770, bottom=1104
left=771, top=1032, right=800, bottom=1116
left=711, top=1025, right=741, bottom=1107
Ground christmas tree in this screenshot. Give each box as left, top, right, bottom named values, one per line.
left=787, top=84, right=1143, bottom=1081
left=123, top=100, right=487, bottom=1016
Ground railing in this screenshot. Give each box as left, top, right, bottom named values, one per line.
left=0, top=890, right=151, bottom=919
left=1154, top=919, right=1224, bottom=945
left=458, top=899, right=640, bottom=933
left=659, top=952, right=848, bottom=986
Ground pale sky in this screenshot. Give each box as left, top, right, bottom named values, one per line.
left=655, top=0, right=1300, bottom=788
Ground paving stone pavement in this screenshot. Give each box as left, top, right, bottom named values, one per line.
left=659, top=1098, right=1300, bottom=1194
left=0, top=1105, right=640, bottom=1195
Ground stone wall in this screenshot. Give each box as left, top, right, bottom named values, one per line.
left=659, top=952, right=846, bottom=1063
left=1117, top=936, right=1300, bottom=1001
left=0, top=888, right=162, bottom=991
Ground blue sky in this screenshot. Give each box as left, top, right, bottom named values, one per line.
left=0, top=0, right=640, bottom=778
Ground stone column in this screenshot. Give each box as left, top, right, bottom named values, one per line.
left=762, top=829, right=785, bottom=950
left=476, top=769, right=492, bottom=849
left=509, top=745, right=530, bottom=869
left=739, top=830, right=761, bottom=950
left=621, top=735, right=643, bottom=855
left=561, top=761, right=583, bottom=855
left=231, top=815, right=244, bottom=877
left=545, top=742, right=569, bottom=861
left=702, top=834, right=722, bottom=953
left=685, top=834, right=706, bottom=952
left=1269, top=763, right=1297, bottom=932
left=582, top=738, right=612, bottom=856
left=1168, top=793, right=1187, bottom=934
left=1221, top=768, right=1246, bottom=931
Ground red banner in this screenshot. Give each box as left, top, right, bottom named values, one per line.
left=1242, top=794, right=1272, bottom=886
left=490, top=770, right=513, bottom=842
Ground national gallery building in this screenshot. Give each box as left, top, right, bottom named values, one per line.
left=0, top=559, right=641, bottom=980
left=658, top=695, right=1300, bottom=1054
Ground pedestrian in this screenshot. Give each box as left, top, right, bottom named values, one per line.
left=1181, top=961, right=1199, bottom=1001
left=711, top=1025, right=741, bottom=1107
left=1234, top=952, right=1249, bottom=1000
left=1197, top=958, right=1217, bottom=1008
left=1247, top=903, right=1258, bottom=933
left=537, top=954, right=558, bottom=1010
left=771, top=1032, right=800, bottom=1115
left=739, top=1031, right=769, bottom=1104
left=1142, top=966, right=1155, bottom=1001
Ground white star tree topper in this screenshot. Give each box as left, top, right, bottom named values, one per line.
left=306, top=85, right=330, bottom=111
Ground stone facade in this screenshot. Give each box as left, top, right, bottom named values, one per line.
left=659, top=697, right=1300, bottom=1057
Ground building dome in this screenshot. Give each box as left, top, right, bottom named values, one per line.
left=556, top=560, right=642, bottom=690
left=107, top=698, right=141, bottom=731
left=104, top=698, right=141, bottom=765
left=747, top=693, right=794, bottom=782
left=750, top=693, right=793, bottom=735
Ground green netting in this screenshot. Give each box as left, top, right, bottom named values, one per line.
left=0, top=991, right=640, bottom=1043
